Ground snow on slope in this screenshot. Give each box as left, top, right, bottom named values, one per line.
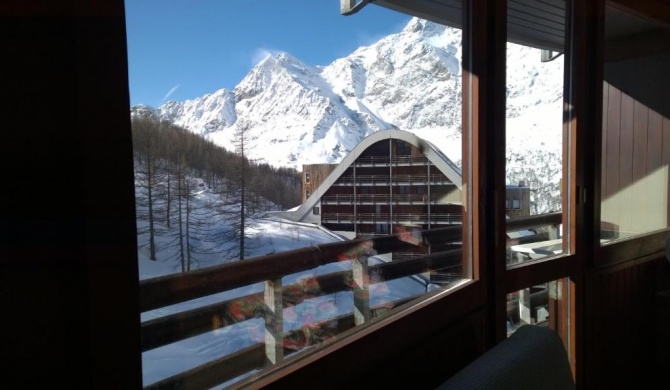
left=131, top=17, right=564, bottom=212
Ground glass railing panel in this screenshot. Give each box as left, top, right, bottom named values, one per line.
left=505, top=0, right=568, bottom=267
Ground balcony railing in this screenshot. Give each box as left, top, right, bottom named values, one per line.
left=355, top=155, right=429, bottom=166
left=321, top=212, right=463, bottom=225
left=321, top=193, right=457, bottom=205
left=139, top=212, right=562, bottom=389
left=334, top=174, right=454, bottom=186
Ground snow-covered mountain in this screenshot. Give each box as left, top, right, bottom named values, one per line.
left=131, top=17, right=564, bottom=212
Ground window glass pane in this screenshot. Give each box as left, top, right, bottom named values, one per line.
left=126, top=2, right=468, bottom=388
left=506, top=278, right=571, bottom=360
left=506, top=0, right=567, bottom=267
left=600, top=3, right=670, bottom=243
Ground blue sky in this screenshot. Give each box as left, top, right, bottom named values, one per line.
left=125, top=0, right=411, bottom=107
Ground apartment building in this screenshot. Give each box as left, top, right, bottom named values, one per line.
left=295, top=130, right=532, bottom=240
left=286, top=130, right=462, bottom=239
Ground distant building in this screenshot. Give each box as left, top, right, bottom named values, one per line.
left=279, top=129, right=463, bottom=240
left=302, top=163, right=338, bottom=204
left=505, top=182, right=531, bottom=219
left=280, top=129, right=532, bottom=240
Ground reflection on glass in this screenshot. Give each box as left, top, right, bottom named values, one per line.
left=506, top=278, right=570, bottom=348
left=600, top=3, right=670, bottom=243
left=505, top=0, right=566, bottom=266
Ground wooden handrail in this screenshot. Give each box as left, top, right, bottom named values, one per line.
left=141, top=249, right=462, bottom=352
left=141, top=272, right=349, bottom=352
left=140, top=234, right=418, bottom=312
left=141, top=213, right=562, bottom=312
left=143, top=295, right=421, bottom=390
left=506, top=212, right=561, bottom=232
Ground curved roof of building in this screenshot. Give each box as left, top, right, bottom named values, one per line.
left=286, top=129, right=462, bottom=223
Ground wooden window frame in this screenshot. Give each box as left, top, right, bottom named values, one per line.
left=504, top=0, right=606, bottom=382
left=244, top=1, right=522, bottom=387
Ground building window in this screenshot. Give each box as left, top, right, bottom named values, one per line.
left=512, top=199, right=521, bottom=210
left=313, top=207, right=320, bottom=215
left=376, top=223, right=389, bottom=234
left=396, top=140, right=411, bottom=155
left=305, top=171, right=310, bottom=183
left=306, top=189, right=310, bottom=198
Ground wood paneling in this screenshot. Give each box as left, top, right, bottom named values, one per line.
left=632, top=99, right=649, bottom=232
left=583, top=259, right=661, bottom=389
left=373, top=0, right=566, bottom=50
left=302, top=163, right=338, bottom=202
left=601, top=51, right=670, bottom=237
left=619, top=92, right=633, bottom=231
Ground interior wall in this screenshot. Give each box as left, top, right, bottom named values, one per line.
left=584, top=258, right=665, bottom=389
left=601, top=53, right=670, bottom=237
left=1, top=2, right=142, bottom=387
left=303, top=163, right=337, bottom=202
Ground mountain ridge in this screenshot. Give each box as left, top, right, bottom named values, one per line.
left=131, top=16, right=564, bottom=213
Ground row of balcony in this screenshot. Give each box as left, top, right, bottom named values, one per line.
left=354, top=155, right=429, bottom=166
left=321, top=193, right=455, bottom=205
left=334, top=174, right=454, bottom=186
left=321, top=212, right=463, bottom=225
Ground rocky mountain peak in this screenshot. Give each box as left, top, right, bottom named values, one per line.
left=130, top=16, right=563, bottom=210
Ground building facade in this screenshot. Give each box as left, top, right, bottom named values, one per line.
left=291, top=130, right=532, bottom=240
left=505, top=182, right=532, bottom=219
left=283, top=130, right=464, bottom=240
left=302, top=163, right=338, bottom=203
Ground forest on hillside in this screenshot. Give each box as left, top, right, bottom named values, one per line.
left=131, top=116, right=303, bottom=270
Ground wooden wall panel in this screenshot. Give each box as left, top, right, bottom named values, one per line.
left=618, top=93, right=633, bottom=233
left=632, top=100, right=649, bottom=232
left=665, top=115, right=670, bottom=224
left=648, top=110, right=664, bottom=232
left=584, top=259, right=660, bottom=388
left=601, top=53, right=670, bottom=237
left=600, top=81, right=610, bottom=210
left=664, top=64, right=670, bottom=227
left=603, top=84, right=621, bottom=224
left=302, top=164, right=338, bottom=202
